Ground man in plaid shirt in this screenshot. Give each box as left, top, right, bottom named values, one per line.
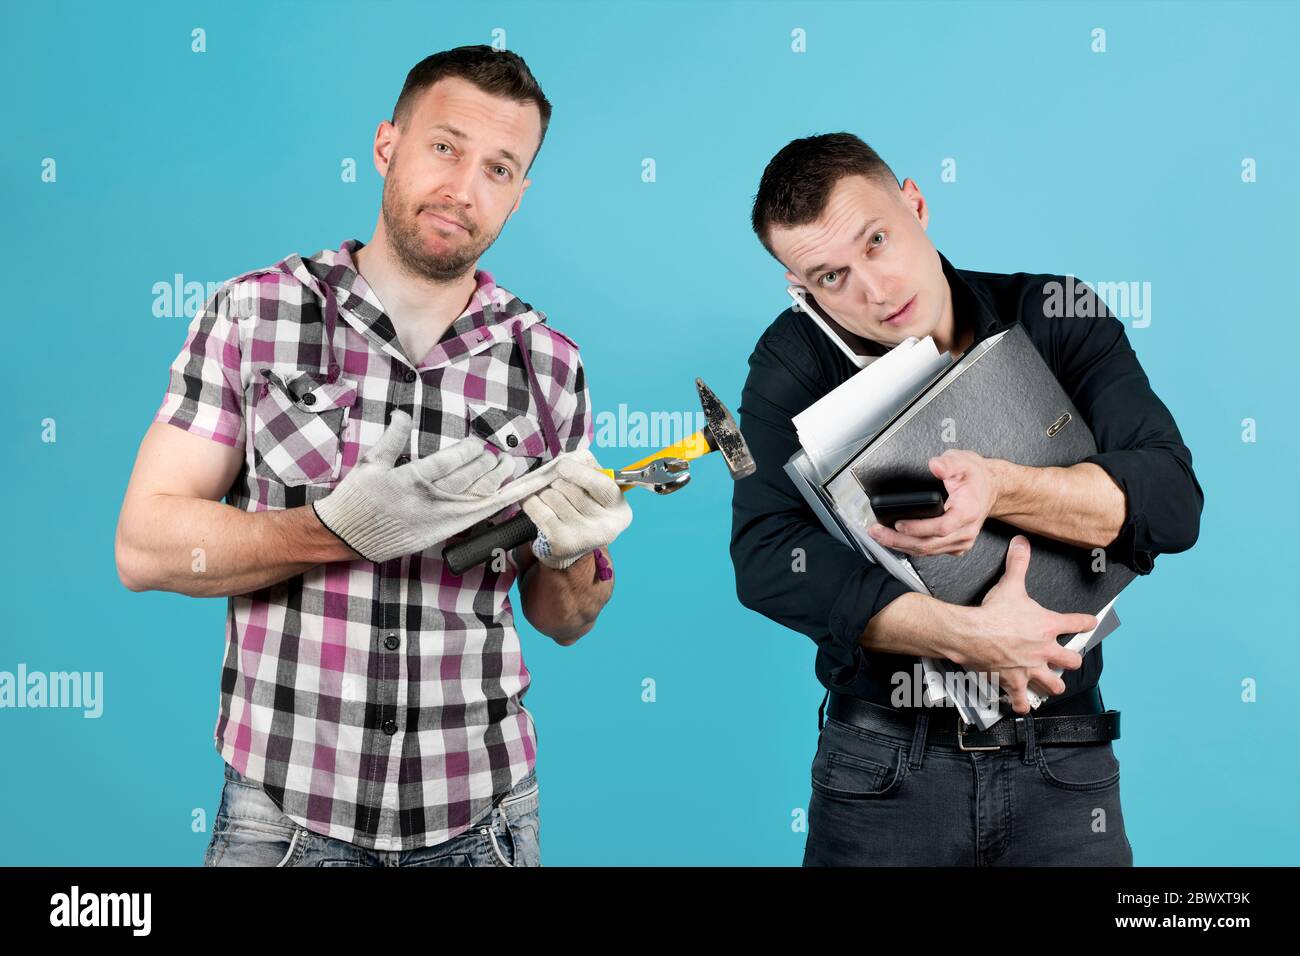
left=115, top=47, right=631, bottom=866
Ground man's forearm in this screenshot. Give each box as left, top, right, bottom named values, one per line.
left=117, top=496, right=358, bottom=597
left=515, top=546, right=614, bottom=645
left=861, top=591, right=973, bottom=661
left=989, top=459, right=1126, bottom=551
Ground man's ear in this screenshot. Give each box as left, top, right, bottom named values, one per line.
left=784, top=270, right=802, bottom=286
left=899, top=178, right=930, bottom=230
left=373, top=120, right=398, bottom=177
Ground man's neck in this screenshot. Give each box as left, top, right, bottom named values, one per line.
left=353, top=231, right=479, bottom=365
left=928, top=276, right=974, bottom=358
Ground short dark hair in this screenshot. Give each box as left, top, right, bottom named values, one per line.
left=750, top=132, right=899, bottom=259
left=392, top=45, right=553, bottom=171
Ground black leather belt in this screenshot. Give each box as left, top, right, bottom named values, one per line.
left=825, top=685, right=1120, bottom=751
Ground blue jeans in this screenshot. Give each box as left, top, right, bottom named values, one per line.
left=803, top=710, right=1134, bottom=866
left=203, top=762, right=542, bottom=867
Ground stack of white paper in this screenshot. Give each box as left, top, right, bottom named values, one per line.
left=793, top=335, right=950, bottom=478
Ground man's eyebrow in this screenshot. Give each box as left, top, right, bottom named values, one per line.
left=431, top=122, right=467, bottom=139
left=429, top=122, right=521, bottom=168
left=802, top=217, right=883, bottom=281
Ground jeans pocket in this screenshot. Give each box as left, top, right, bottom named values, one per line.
left=206, top=817, right=306, bottom=867
left=206, top=778, right=308, bottom=867
left=811, top=719, right=909, bottom=799
left=501, top=810, right=542, bottom=868
left=483, top=775, right=541, bottom=867
left=1035, top=741, right=1121, bottom=793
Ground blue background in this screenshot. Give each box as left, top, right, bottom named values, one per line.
left=3, top=0, right=1296, bottom=865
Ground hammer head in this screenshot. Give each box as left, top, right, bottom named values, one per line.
left=695, top=378, right=756, bottom=480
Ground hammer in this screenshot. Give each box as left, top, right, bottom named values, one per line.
left=442, top=378, right=755, bottom=575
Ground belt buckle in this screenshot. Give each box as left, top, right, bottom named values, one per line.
left=956, top=713, right=1000, bottom=752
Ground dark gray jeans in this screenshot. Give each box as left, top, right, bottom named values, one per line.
left=803, top=708, right=1134, bottom=866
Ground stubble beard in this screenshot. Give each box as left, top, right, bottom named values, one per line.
left=382, top=162, right=500, bottom=283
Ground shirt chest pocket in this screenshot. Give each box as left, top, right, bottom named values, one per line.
left=465, top=402, right=548, bottom=479
left=251, top=368, right=359, bottom=486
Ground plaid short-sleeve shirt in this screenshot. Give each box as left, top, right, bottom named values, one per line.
left=153, top=238, right=592, bottom=850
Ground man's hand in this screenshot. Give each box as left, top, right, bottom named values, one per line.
left=950, top=534, right=1096, bottom=714
left=514, top=544, right=615, bottom=645
left=866, top=449, right=1001, bottom=557
left=522, top=448, right=633, bottom=570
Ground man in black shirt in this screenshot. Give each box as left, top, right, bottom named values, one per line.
left=731, top=133, right=1203, bottom=865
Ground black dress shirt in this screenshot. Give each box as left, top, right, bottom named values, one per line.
left=729, top=250, right=1204, bottom=708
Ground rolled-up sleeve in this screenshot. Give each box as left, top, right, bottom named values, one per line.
left=1052, top=283, right=1205, bottom=574
left=730, top=326, right=912, bottom=688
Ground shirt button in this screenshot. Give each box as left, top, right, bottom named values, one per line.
left=382, top=719, right=398, bottom=735
left=301, top=393, right=317, bottom=406
left=384, top=634, right=400, bottom=650
left=404, top=369, right=417, bottom=383
left=506, top=434, right=518, bottom=448
left=395, top=454, right=410, bottom=466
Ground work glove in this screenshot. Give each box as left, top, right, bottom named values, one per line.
left=522, top=448, right=633, bottom=570
left=313, top=410, right=571, bottom=564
